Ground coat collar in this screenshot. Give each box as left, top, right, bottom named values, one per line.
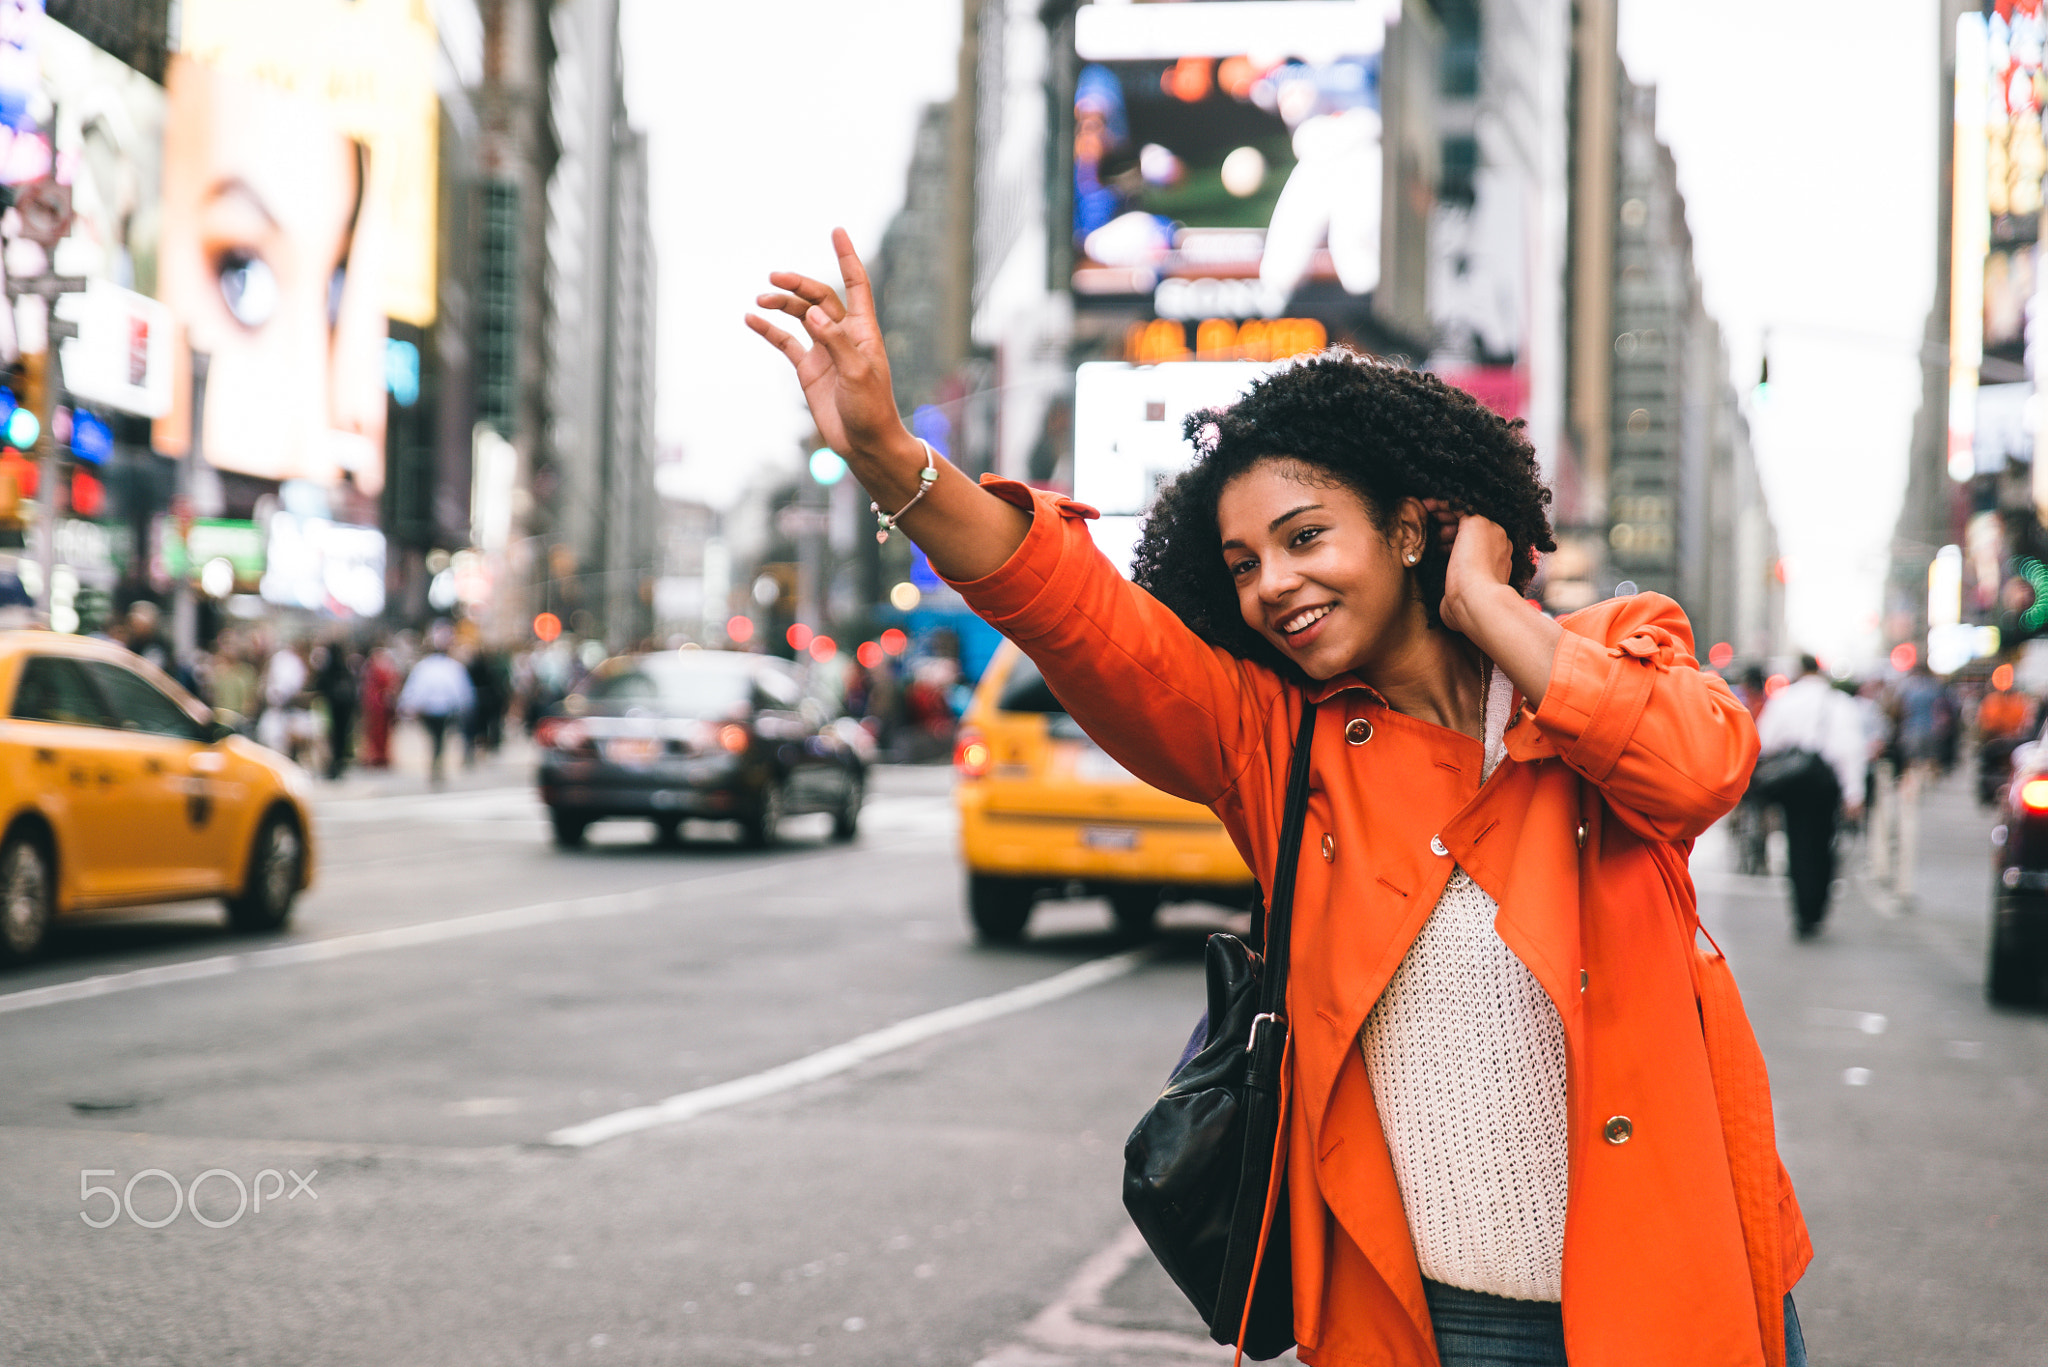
left=1303, top=672, right=1384, bottom=707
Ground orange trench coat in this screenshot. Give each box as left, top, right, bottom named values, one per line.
left=946, top=480, right=1813, bottom=1367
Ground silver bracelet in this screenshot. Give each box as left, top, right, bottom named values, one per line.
left=872, top=439, right=940, bottom=544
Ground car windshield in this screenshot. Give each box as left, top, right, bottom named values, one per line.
left=996, top=654, right=1065, bottom=713
left=585, top=656, right=756, bottom=718
left=994, top=654, right=1086, bottom=738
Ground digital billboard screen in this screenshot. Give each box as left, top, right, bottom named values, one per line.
left=151, top=0, right=437, bottom=539
left=1071, top=1, right=1393, bottom=324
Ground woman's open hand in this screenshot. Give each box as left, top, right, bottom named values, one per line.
left=746, top=228, right=913, bottom=463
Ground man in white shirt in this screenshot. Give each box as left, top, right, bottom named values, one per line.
left=398, top=624, right=475, bottom=784
left=1757, top=654, right=1868, bottom=937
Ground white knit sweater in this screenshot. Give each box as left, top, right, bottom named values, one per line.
left=1356, top=666, right=1569, bottom=1303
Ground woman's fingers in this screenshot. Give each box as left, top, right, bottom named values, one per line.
left=744, top=312, right=807, bottom=368
left=800, top=303, right=861, bottom=375
left=832, top=227, right=877, bottom=321
left=765, top=270, right=846, bottom=322
left=755, top=291, right=834, bottom=329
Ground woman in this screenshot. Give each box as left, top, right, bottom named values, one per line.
left=748, top=232, right=1810, bottom=1367
left=359, top=644, right=401, bottom=770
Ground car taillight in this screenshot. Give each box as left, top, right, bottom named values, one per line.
left=535, top=717, right=589, bottom=752
left=954, top=727, right=991, bottom=780
left=2020, top=778, right=2048, bottom=813
left=718, top=723, right=750, bottom=753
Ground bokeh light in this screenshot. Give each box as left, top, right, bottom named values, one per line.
left=726, top=615, right=755, bottom=644
left=857, top=641, right=883, bottom=668
left=808, top=635, right=837, bottom=662
left=786, top=623, right=813, bottom=652
left=880, top=628, right=908, bottom=656
left=533, top=612, right=562, bottom=642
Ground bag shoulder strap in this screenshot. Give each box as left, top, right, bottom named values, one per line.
left=1260, top=700, right=1318, bottom=1016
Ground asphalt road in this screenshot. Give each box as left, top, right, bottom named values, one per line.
left=0, top=752, right=2042, bottom=1366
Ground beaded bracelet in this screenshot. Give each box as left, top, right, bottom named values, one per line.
left=872, top=439, right=940, bottom=544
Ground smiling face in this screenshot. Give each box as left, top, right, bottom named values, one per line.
left=1217, top=459, right=1428, bottom=681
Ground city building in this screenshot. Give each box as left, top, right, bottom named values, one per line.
left=471, top=0, right=560, bottom=644
left=1549, top=15, right=1780, bottom=659
left=540, top=0, right=655, bottom=650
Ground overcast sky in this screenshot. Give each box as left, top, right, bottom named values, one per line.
left=621, top=0, right=1938, bottom=667
left=619, top=0, right=963, bottom=508
left=1617, top=0, right=1938, bottom=667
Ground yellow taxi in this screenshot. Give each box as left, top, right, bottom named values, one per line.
left=0, top=631, right=316, bottom=963
left=953, top=640, right=1252, bottom=942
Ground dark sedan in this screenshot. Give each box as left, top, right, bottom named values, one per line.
left=1990, top=739, right=2048, bottom=1004
left=535, top=649, right=864, bottom=848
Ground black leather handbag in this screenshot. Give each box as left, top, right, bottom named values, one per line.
left=1122, top=702, right=1316, bottom=1361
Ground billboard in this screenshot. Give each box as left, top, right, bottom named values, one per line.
left=1071, top=359, right=1276, bottom=573
left=1071, top=1, right=1395, bottom=332
left=151, top=0, right=438, bottom=538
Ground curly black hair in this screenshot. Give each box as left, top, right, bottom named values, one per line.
left=1129, top=350, right=1556, bottom=678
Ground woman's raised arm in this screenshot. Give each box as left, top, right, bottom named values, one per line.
left=746, top=229, right=1030, bottom=581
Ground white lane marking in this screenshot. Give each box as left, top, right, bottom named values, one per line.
left=0, top=863, right=799, bottom=1017
left=315, top=787, right=543, bottom=825
left=545, top=948, right=1155, bottom=1148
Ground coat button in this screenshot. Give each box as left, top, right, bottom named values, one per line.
left=1603, top=1115, right=1633, bottom=1145
left=1430, top=835, right=1448, bottom=857
left=1345, top=717, right=1373, bottom=745
left=1321, top=833, right=1335, bottom=862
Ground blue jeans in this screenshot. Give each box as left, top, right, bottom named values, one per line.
left=1421, top=1280, right=1808, bottom=1366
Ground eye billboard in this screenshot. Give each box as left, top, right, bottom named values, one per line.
left=150, top=0, right=436, bottom=582
left=1068, top=0, right=1406, bottom=359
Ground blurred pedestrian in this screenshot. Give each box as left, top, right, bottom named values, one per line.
left=1756, top=655, right=1867, bottom=937
left=258, top=639, right=315, bottom=763
left=359, top=644, right=400, bottom=768
left=1889, top=662, right=1946, bottom=899
left=313, top=641, right=360, bottom=780
left=208, top=632, right=260, bottom=734
left=1974, top=668, right=2033, bottom=808
left=1857, top=677, right=1900, bottom=883
left=465, top=647, right=511, bottom=760
left=1733, top=663, right=1769, bottom=722
left=398, top=624, right=474, bottom=784
left=1728, top=664, right=1773, bottom=874
left=125, top=600, right=170, bottom=671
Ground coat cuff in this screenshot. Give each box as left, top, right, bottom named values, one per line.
left=1532, top=629, right=1656, bottom=782
left=939, top=476, right=1102, bottom=641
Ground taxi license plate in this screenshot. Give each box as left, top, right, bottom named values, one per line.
left=1081, top=826, right=1140, bottom=851
left=604, top=736, right=662, bottom=767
